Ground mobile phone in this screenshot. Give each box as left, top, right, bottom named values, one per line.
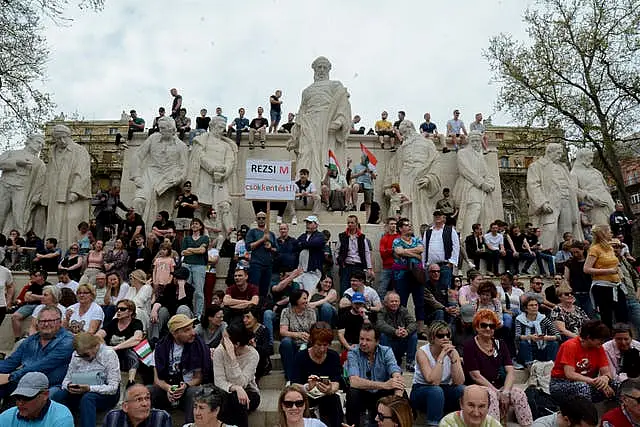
left=319, top=376, right=330, bottom=384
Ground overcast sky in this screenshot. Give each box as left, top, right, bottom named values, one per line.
left=43, top=0, right=533, bottom=129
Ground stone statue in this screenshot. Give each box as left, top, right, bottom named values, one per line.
left=188, top=116, right=238, bottom=239
left=287, top=56, right=352, bottom=185
left=527, top=142, right=583, bottom=250
left=0, top=135, right=47, bottom=235
left=130, top=116, right=188, bottom=229
left=570, top=148, right=615, bottom=226
left=43, top=125, right=92, bottom=250
left=397, top=120, right=441, bottom=228
left=453, top=131, right=495, bottom=236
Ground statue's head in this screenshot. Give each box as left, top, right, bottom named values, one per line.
left=545, top=143, right=564, bottom=163
left=158, top=116, right=177, bottom=138
left=575, top=148, right=594, bottom=166
left=25, top=134, right=44, bottom=152
left=209, top=116, right=226, bottom=137
left=468, top=131, right=483, bottom=151
left=52, top=125, right=72, bottom=148
left=312, top=56, right=332, bottom=81
left=398, top=120, right=416, bottom=137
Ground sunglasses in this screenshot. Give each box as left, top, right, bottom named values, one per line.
left=624, top=394, right=640, bottom=404
left=560, top=293, right=574, bottom=297
left=376, top=412, right=394, bottom=421
left=15, top=393, right=41, bottom=402
left=282, top=400, right=305, bottom=408
left=430, top=270, right=441, bottom=274
left=117, top=306, right=129, bottom=312
left=436, top=332, right=451, bottom=339
left=479, top=323, right=497, bottom=330
left=77, top=291, right=91, bottom=295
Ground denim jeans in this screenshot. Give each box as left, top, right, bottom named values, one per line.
left=627, top=297, right=640, bottom=335
left=574, top=292, right=595, bottom=318
left=410, top=384, right=465, bottom=425
left=263, top=309, right=276, bottom=342
left=517, top=340, right=559, bottom=365
left=184, top=263, right=206, bottom=318
left=535, top=252, right=555, bottom=275
left=378, top=268, right=394, bottom=299
left=439, top=264, right=453, bottom=292
left=380, top=331, right=418, bottom=367
left=393, top=270, right=425, bottom=321
left=279, top=337, right=300, bottom=381
left=248, top=263, right=273, bottom=298
left=317, top=303, right=337, bottom=327
left=51, top=388, right=120, bottom=427
left=518, top=252, right=536, bottom=273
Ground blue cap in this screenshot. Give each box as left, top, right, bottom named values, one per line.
left=351, top=292, right=366, bottom=304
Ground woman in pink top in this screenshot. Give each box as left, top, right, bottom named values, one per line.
left=152, top=242, right=175, bottom=299
left=458, top=270, right=482, bottom=307
left=79, top=240, right=105, bottom=286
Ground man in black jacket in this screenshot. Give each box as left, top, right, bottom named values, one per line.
left=149, top=267, right=194, bottom=341
left=336, top=215, right=373, bottom=295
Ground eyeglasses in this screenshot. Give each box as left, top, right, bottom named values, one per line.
left=77, top=291, right=91, bottom=295
left=624, top=394, right=640, bottom=404
left=117, top=306, right=129, bottom=312
left=70, top=247, right=78, bottom=251
left=257, top=217, right=266, bottom=220
left=282, top=400, right=305, bottom=408
left=38, top=318, right=61, bottom=325
left=376, top=412, right=394, bottom=421
left=560, top=293, right=574, bottom=297
left=430, top=270, right=441, bottom=274
left=479, top=322, right=497, bottom=330
left=435, top=332, right=451, bottom=339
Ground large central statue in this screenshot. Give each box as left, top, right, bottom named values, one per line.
left=287, top=56, right=352, bottom=184
left=130, top=116, right=188, bottom=228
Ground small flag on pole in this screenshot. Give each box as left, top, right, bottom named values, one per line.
left=360, top=142, right=378, bottom=167
left=134, top=339, right=155, bottom=366
left=328, top=149, right=341, bottom=173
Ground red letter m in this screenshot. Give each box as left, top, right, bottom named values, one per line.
left=279, top=166, right=289, bottom=175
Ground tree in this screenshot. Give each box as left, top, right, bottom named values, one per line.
left=0, top=0, right=104, bottom=151
left=485, top=0, right=640, bottom=217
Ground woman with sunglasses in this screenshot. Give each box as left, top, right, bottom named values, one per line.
left=375, top=395, right=413, bottom=427
left=59, top=244, right=83, bottom=282
left=277, top=384, right=327, bottom=427
left=550, top=282, right=588, bottom=341
left=515, top=296, right=560, bottom=368
left=463, top=309, right=533, bottom=426
left=410, top=320, right=464, bottom=426
left=183, top=386, right=233, bottom=427
left=96, top=299, right=143, bottom=388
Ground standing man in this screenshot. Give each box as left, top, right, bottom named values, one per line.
left=170, top=88, right=182, bottom=119
left=275, top=223, right=299, bottom=274
left=92, top=186, right=128, bottom=242
left=465, top=223, right=487, bottom=270
left=446, top=109, right=467, bottom=151
left=245, top=212, right=277, bottom=297
left=295, top=215, right=326, bottom=293
left=378, top=217, right=399, bottom=298
left=287, top=168, right=321, bottom=226
left=337, top=215, right=374, bottom=295
left=269, top=90, right=283, bottom=133
left=248, top=107, right=269, bottom=150
left=227, top=108, right=250, bottom=147
left=610, top=202, right=633, bottom=250
left=349, top=154, right=377, bottom=218
left=423, top=210, right=459, bottom=294
left=174, top=181, right=199, bottom=233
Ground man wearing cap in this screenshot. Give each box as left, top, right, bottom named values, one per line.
left=338, top=291, right=372, bottom=350
left=149, top=266, right=194, bottom=342
left=103, top=383, right=172, bottom=427
left=337, top=215, right=374, bottom=294
left=0, top=306, right=74, bottom=398
left=423, top=210, right=459, bottom=295
left=152, top=313, right=211, bottom=424
left=295, top=215, right=326, bottom=293
left=223, top=265, right=260, bottom=323
left=287, top=168, right=321, bottom=226
left=0, top=372, right=73, bottom=426
left=246, top=212, right=277, bottom=297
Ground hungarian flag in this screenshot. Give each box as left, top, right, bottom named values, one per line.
left=328, top=149, right=341, bottom=173
left=360, top=142, right=378, bottom=167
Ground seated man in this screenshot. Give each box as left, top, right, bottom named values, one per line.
left=439, top=384, right=501, bottom=427
left=222, top=264, right=260, bottom=324
left=375, top=111, right=395, bottom=149
left=248, top=106, right=269, bottom=149
left=321, top=164, right=350, bottom=212
left=469, top=112, right=489, bottom=152
left=522, top=276, right=555, bottom=315
left=446, top=109, right=467, bottom=151
left=0, top=306, right=74, bottom=398
left=0, top=372, right=74, bottom=426
left=227, top=107, right=250, bottom=146
left=602, top=377, right=640, bottom=427
left=263, top=268, right=302, bottom=341
left=148, top=107, right=166, bottom=136
left=532, top=395, right=598, bottom=427
left=189, top=108, right=210, bottom=143
left=287, top=168, right=320, bottom=226
left=152, top=314, right=211, bottom=425
left=339, top=270, right=382, bottom=314
left=127, top=110, right=145, bottom=140
left=32, top=238, right=61, bottom=273
left=350, top=115, right=365, bottom=134
left=465, top=223, right=488, bottom=269
left=278, top=112, right=296, bottom=133
left=149, top=267, right=194, bottom=341
left=345, top=323, right=405, bottom=426
left=56, top=269, right=79, bottom=294
left=376, top=291, right=418, bottom=372
left=419, top=112, right=438, bottom=138
left=483, top=222, right=506, bottom=276
left=11, top=269, right=51, bottom=341
left=150, top=211, right=176, bottom=245
left=103, top=383, right=172, bottom=427
left=175, top=108, right=191, bottom=142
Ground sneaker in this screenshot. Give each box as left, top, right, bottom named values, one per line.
left=260, top=140, right=266, bottom=149
left=442, top=147, right=450, bottom=153
left=276, top=216, right=283, bottom=224
left=513, top=360, right=525, bottom=370
left=291, top=216, right=298, bottom=225
left=249, top=142, right=255, bottom=150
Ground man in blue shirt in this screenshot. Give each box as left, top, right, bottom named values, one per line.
left=349, top=154, right=377, bottom=219
left=0, top=306, right=73, bottom=398
left=419, top=112, right=438, bottom=137
left=0, top=372, right=73, bottom=427
left=227, top=107, right=250, bottom=147
left=345, top=323, right=405, bottom=426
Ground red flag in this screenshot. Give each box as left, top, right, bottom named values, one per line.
left=360, top=142, right=377, bottom=166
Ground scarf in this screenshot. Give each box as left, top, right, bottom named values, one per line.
left=516, top=312, right=546, bottom=349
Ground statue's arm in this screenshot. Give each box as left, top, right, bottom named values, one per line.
left=0, top=152, right=16, bottom=171
left=526, top=165, right=547, bottom=210
left=457, top=153, right=484, bottom=188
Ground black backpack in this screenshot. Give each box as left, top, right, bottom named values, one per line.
left=525, top=385, right=559, bottom=420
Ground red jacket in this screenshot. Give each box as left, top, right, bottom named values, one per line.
left=602, top=407, right=636, bottom=427
left=379, top=233, right=399, bottom=269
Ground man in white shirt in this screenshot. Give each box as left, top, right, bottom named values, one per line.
left=483, top=222, right=506, bottom=276
left=446, top=109, right=467, bottom=151
left=55, top=270, right=79, bottom=294
left=321, top=164, right=351, bottom=211
left=423, top=210, right=459, bottom=294
left=287, top=168, right=320, bottom=225
left=339, top=270, right=382, bottom=313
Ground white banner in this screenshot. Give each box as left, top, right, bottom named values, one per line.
left=245, top=159, right=292, bottom=181
left=244, top=179, right=296, bottom=201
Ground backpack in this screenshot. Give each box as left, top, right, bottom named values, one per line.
left=525, top=385, right=558, bottom=420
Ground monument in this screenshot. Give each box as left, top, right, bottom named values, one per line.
left=396, top=120, right=441, bottom=228
left=453, top=130, right=496, bottom=236
left=0, top=135, right=47, bottom=236
left=571, top=148, right=615, bottom=227
left=188, top=116, right=238, bottom=239
left=526, top=142, right=583, bottom=249
left=287, top=56, right=352, bottom=185
left=129, top=116, right=188, bottom=229
left=43, top=125, right=92, bottom=250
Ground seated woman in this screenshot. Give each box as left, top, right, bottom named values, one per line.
left=149, top=266, right=194, bottom=342
left=103, top=272, right=131, bottom=314
left=96, top=299, right=144, bottom=388
left=549, top=282, right=588, bottom=342
left=195, top=304, right=227, bottom=348
left=103, top=238, right=129, bottom=282
left=243, top=307, right=273, bottom=381
left=183, top=386, right=227, bottom=427
left=58, top=243, right=83, bottom=282
left=125, top=269, right=153, bottom=333
left=308, top=275, right=338, bottom=327
left=376, top=395, right=414, bottom=427
left=458, top=270, right=482, bottom=307
left=79, top=240, right=105, bottom=286
left=29, top=285, right=67, bottom=335
left=473, top=281, right=503, bottom=327
left=603, top=322, right=640, bottom=381
left=410, top=320, right=464, bottom=427
left=515, top=296, right=560, bottom=368
left=51, top=332, right=120, bottom=427
left=292, top=322, right=343, bottom=427
left=277, top=384, right=328, bottom=427
left=550, top=319, right=617, bottom=402
left=63, top=284, right=105, bottom=334
left=279, top=289, right=317, bottom=383
left=463, top=309, right=533, bottom=426
left=213, top=323, right=260, bottom=427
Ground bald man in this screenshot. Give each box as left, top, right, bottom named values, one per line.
left=103, top=384, right=172, bottom=427
left=439, top=385, right=501, bottom=427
